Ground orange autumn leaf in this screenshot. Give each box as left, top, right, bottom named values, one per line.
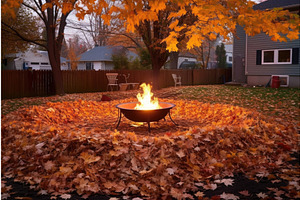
left=79, top=152, right=100, bottom=164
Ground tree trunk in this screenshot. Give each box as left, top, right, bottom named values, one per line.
left=152, top=67, right=160, bottom=90
left=46, top=11, right=65, bottom=96
left=169, top=51, right=179, bottom=69
left=48, top=49, right=65, bottom=95
left=150, top=51, right=168, bottom=90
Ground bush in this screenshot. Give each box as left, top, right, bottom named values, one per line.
left=112, top=50, right=129, bottom=70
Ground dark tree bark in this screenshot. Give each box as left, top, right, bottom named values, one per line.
left=134, top=4, right=197, bottom=89
left=136, top=11, right=170, bottom=89
left=7, top=0, right=77, bottom=95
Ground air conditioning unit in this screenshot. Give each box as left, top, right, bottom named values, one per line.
left=271, top=75, right=289, bottom=87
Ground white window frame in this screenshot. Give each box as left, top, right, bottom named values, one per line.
left=262, top=49, right=292, bottom=65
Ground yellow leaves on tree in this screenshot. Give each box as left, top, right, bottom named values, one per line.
left=101, top=0, right=299, bottom=51
left=2, top=0, right=299, bottom=54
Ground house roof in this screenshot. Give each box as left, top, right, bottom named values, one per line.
left=179, top=52, right=197, bottom=58
left=5, top=50, right=67, bottom=63
left=79, top=46, right=138, bottom=62
left=254, top=0, right=300, bottom=10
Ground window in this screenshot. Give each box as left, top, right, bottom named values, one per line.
left=262, top=49, right=292, bottom=64
left=228, top=56, right=232, bottom=62
left=278, top=50, right=291, bottom=63
left=86, top=62, right=94, bottom=70
left=41, top=62, right=49, bottom=65
left=31, top=62, right=39, bottom=65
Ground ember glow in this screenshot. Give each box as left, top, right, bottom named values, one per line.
left=134, top=83, right=161, bottom=110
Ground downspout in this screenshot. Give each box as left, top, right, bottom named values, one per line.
left=245, top=34, right=248, bottom=75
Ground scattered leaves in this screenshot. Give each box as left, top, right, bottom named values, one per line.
left=1, top=86, right=299, bottom=199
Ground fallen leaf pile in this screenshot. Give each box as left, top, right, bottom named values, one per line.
left=1, top=98, right=299, bottom=199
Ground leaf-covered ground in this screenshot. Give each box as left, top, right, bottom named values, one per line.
left=1, top=85, right=300, bottom=200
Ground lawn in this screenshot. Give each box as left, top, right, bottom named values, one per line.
left=2, top=85, right=299, bottom=121
left=1, top=85, right=299, bottom=200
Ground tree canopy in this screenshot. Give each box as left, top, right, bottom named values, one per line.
left=1, top=5, right=41, bottom=55
left=97, top=0, right=299, bottom=51
left=4, top=0, right=298, bottom=52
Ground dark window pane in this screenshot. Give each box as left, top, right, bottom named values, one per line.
left=278, top=50, right=291, bottom=62
left=86, top=62, right=92, bottom=70
left=263, top=51, right=274, bottom=63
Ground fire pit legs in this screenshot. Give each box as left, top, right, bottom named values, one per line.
left=115, top=109, right=177, bottom=132
left=115, top=109, right=122, bottom=129
left=169, top=111, right=178, bottom=126
left=147, top=122, right=151, bottom=132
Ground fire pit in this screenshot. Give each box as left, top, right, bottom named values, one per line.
left=115, top=83, right=177, bottom=132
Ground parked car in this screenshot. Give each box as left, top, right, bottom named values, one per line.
left=179, top=61, right=197, bottom=69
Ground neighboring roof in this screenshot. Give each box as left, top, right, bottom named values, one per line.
left=254, top=0, right=300, bottom=10
left=5, top=50, right=66, bottom=63
left=60, top=57, right=67, bottom=63
left=179, top=52, right=197, bottom=58
left=40, top=50, right=67, bottom=63
left=79, top=46, right=138, bottom=62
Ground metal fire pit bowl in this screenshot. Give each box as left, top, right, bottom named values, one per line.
left=115, top=102, right=177, bottom=132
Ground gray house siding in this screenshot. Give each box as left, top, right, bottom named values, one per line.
left=232, top=25, right=247, bottom=83
left=246, top=33, right=300, bottom=88
left=246, top=33, right=300, bottom=76
left=233, top=0, right=300, bottom=88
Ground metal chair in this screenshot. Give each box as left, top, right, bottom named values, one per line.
left=172, top=74, right=181, bottom=87
left=106, top=73, right=119, bottom=91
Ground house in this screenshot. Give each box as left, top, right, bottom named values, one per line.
left=232, top=0, right=300, bottom=88
left=178, top=52, right=198, bottom=68
left=206, top=43, right=233, bottom=69
left=77, top=46, right=138, bottom=70
left=3, top=50, right=68, bottom=70
left=225, top=44, right=233, bottom=68
left=164, top=51, right=197, bottom=69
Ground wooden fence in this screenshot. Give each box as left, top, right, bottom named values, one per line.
left=1, top=69, right=231, bottom=99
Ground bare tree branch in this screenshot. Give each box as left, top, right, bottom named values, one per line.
left=2, top=22, right=47, bottom=49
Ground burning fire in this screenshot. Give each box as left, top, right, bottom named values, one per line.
left=134, top=83, right=161, bottom=110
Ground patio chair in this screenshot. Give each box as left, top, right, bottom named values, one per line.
left=106, top=73, right=119, bottom=91
left=172, top=74, right=181, bottom=87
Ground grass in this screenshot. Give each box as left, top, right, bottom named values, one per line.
left=2, top=85, right=299, bottom=122
left=176, top=85, right=299, bottom=121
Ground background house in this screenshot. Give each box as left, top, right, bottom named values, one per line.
left=178, top=52, right=198, bottom=68
left=233, top=0, right=300, bottom=87
left=77, top=46, right=138, bottom=70
left=3, top=50, right=68, bottom=70
left=225, top=44, right=233, bottom=68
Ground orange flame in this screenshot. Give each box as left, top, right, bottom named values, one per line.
left=134, top=83, right=161, bottom=110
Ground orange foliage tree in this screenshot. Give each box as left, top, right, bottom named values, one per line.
left=3, top=0, right=299, bottom=91
left=101, top=0, right=299, bottom=88
left=67, top=35, right=87, bottom=70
